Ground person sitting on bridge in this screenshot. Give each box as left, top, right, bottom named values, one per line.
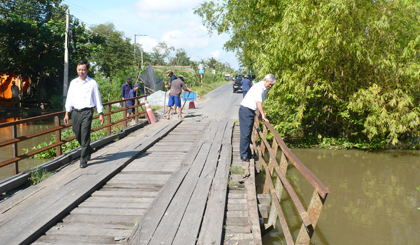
left=126, top=84, right=141, bottom=118
left=241, top=75, right=251, bottom=98
left=167, top=76, right=192, bottom=120
left=239, top=74, right=276, bottom=162
left=64, top=60, right=104, bottom=168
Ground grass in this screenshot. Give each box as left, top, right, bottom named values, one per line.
left=191, top=80, right=230, bottom=97
left=29, top=168, right=53, bottom=185
left=230, top=165, right=244, bottom=175
left=228, top=180, right=239, bottom=188
left=24, top=107, right=130, bottom=159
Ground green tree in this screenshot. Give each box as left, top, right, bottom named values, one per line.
left=0, top=0, right=100, bottom=107
left=169, top=48, right=191, bottom=66
left=151, top=42, right=174, bottom=65
left=89, top=23, right=133, bottom=78
left=196, top=0, right=420, bottom=146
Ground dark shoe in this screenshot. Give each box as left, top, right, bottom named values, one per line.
left=80, top=162, right=88, bottom=168
left=249, top=154, right=258, bottom=160
left=240, top=156, right=250, bottom=162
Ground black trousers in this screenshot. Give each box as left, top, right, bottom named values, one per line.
left=239, top=105, right=255, bottom=159
left=72, top=108, right=94, bottom=164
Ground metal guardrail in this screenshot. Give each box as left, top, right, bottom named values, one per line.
left=252, top=111, right=331, bottom=245
left=0, top=96, right=147, bottom=175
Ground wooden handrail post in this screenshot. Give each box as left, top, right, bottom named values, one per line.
left=296, top=190, right=328, bottom=244
left=134, top=99, right=139, bottom=123
left=123, top=101, right=127, bottom=128
left=107, top=104, right=111, bottom=135
left=12, top=124, right=19, bottom=175
left=54, top=116, right=62, bottom=156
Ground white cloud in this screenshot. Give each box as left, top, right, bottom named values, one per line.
left=137, top=36, right=159, bottom=52
left=136, top=0, right=198, bottom=17
left=210, top=50, right=221, bottom=59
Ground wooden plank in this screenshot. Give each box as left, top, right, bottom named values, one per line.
left=162, top=121, right=229, bottom=244
left=83, top=196, right=155, bottom=204
left=127, top=121, right=217, bottom=244
left=62, top=214, right=139, bottom=225
left=78, top=201, right=152, bottom=209
left=35, top=234, right=115, bottom=244
left=147, top=143, right=212, bottom=244
left=102, top=183, right=164, bottom=190
left=91, top=190, right=158, bottom=198
left=109, top=174, right=171, bottom=181
left=245, top=159, right=263, bottom=245
left=71, top=207, right=147, bottom=216
left=197, top=120, right=233, bottom=245
left=0, top=120, right=181, bottom=245
left=46, top=222, right=132, bottom=237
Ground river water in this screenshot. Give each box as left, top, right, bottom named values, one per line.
left=0, top=117, right=55, bottom=182
left=260, top=148, right=420, bottom=245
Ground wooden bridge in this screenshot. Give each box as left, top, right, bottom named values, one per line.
left=0, top=84, right=330, bottom=245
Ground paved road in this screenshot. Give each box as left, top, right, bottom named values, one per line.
left=186, top=82, right=242, bottom=121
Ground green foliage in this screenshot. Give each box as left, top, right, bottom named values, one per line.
left=25, top=111, right=124, bottom=159
left=89, top=23, right=133, bottom=78
left=230, top=165, right=244, bottom=175
left=29, top=168, right=53, bottom=185
left=196, top=0, right=420, bottom=148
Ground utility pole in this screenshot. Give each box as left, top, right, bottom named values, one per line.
left=134, top=34, right=147, bottom=69
left=63, top=8, right=70, bottom=109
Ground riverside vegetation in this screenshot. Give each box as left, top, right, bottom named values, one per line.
left=196, top=0, right=420, bottom=150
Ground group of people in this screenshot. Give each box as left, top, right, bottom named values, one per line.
left=63, top=61, right=194, bottom=168
left=63, top=59, right=274, bottom=168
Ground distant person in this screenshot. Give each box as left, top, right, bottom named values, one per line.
left=239, top=74, right=276, bottom=162
left=126, top=84, right=141, bottom=118
left=64, top=60, right=104, bottom=168
left=121, top=77, right=132, bottom=115
left=167, top=77, right=192, bottom=120
left=241, top=75, right=251, bottom=98
left=10, top=81, right=20, bottom=107
left=166, top=70, right=178, bottom=113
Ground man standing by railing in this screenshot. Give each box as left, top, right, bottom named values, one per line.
left=64, top=60, right=104, bottom=168
left=239, top=74, right=276, bottom=162
left=121, top=77, right=133, bottom=116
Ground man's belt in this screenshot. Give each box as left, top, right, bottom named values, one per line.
left=74, top=107, right=93, bottom=112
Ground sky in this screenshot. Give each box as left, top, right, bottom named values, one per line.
left=61, top=0, right=239, bottom=70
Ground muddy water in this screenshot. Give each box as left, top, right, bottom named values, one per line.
left=260, top=149, right=420, bottom=245
left=0, top=117, right=55, bottom=182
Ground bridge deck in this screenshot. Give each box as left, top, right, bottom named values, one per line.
left=0, top=118, right=260, bottom=245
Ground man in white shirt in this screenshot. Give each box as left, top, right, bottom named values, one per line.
left=239, top=74, right=276, bottom=162
left=64, top=61, right=104, bottom=168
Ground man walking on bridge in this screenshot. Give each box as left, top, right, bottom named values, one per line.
left=167, top=76, right=192, bottom=120
left=239, top=74, right=276, bottom=162
left=64, top=60, right=104, bottom=168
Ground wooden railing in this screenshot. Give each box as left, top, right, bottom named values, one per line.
left=252, top=112, right=331, bottom=245
left=0, top=96, right=147, bottom=176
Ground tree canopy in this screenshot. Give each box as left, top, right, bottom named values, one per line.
left=196, top=0, right=420, bottom=147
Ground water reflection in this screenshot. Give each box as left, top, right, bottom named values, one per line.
left=260, top=149, right=420, bottom=245
left=0, top=117, right=55, bottom=181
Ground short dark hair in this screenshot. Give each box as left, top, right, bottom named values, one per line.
left=77, top=60, right=90, bottom=70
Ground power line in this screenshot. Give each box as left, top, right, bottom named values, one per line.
left=62, top=0, right=150, bottom=38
